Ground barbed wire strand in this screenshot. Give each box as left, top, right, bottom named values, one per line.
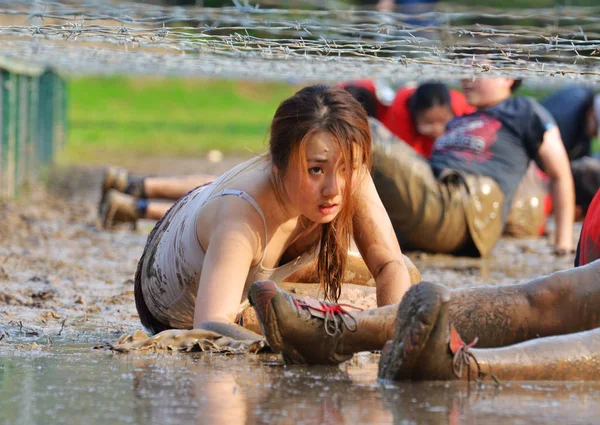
left=0, top=0, right=599, bottom=84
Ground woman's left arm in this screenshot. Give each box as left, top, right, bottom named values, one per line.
left=352, top=171, right=411, bottom=306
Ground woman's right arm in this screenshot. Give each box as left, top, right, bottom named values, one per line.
left=193, top=203, right=264, bottom=340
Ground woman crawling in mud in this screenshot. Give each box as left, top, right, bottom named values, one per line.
left=134, top=83, right=600, bottom=382
left=248, top=189, right=600, bottom=380
left=134, top=84, right=416, bottom=340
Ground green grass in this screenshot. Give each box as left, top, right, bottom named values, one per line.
left=62, top=77, right=297, bottom=164
left=61, top=76, right=560, bottom=166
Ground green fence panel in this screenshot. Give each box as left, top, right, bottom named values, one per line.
left=54, top=74, right=67, bottom=152
left=4, top=72, right=17, bottom=198
left=0, top=64, right=66, bottom=199
left=39, top=71, right=56, bottom=166
left=27, top=75, right=40, bottom=185
left=0, top=70, right=6, bottom=198
left=17, top=75, right=30, bottom=190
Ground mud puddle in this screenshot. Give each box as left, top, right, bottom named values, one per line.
left=2, top=347, right=600, bottom=425
left=0, top=161, right=589, bottom=425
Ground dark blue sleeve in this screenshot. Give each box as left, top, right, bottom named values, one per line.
left=524, top=98, right=556, bottom=160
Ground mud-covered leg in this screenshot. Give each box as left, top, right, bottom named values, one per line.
left=472, top=328, right=600, bottom=381
left=448, top=260, right=600, bottom=348
left=379, top=280, right=600, bottom=381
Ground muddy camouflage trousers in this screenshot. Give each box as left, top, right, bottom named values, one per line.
left=369, top=118, right=504, bottom=257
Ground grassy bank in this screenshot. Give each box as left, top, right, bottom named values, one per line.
left=62, top=77, right=297, bottom=165
left=61, top=76, right=576, bottom=167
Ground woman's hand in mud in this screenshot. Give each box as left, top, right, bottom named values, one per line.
left=197, top=321, right=263, bottom=341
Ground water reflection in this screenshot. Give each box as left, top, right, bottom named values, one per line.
left=2, top=347, right=600, bottom=425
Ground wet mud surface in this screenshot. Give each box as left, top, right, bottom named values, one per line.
left=0, top=159, right=590, bottom=425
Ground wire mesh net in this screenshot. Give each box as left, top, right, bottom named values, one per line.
left=0, top=0, right=599, bottom=84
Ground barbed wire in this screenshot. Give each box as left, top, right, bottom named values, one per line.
left=0, top=1, right=599, bottom=84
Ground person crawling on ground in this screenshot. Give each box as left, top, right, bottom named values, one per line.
left=132, top=85, right=416, bottom=341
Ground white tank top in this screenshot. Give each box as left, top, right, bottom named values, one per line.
left=139, top=158, right=318, bottom=329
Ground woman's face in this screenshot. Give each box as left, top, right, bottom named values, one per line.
left=414, top=104, right=454, bottom=141
left=283, top=131, right=360, bottom=224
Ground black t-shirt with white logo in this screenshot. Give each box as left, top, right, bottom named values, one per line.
left=429, top=96, right=555, bottom=221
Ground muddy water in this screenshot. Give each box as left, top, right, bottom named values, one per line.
left=0, top=163, right=592, bottom=425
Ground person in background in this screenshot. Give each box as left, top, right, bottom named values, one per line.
left=339, top=79, right=395, bottom=121
left=370, top=75, right=574, bottom=257
left=541, top=85, right=600, bottom=215
left=100, top=170, right=215, bottom=227
left=381, top=81, right=474, bottom=158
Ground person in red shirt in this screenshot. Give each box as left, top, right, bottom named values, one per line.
left=339, top=79, right=392, bottom=121
left=382, top=81, right=475, bottom=158
left=575, top=189, right=600, bottom=267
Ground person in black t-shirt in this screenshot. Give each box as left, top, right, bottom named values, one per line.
left=371, top=77, right=575, bottom=256
left=541, top=85, right=600, bottom=214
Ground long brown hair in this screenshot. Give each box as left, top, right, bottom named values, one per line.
left=269, top=85, right=372, bottom=301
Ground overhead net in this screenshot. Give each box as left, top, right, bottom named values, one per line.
left=0, top=0, right=599, bottom=84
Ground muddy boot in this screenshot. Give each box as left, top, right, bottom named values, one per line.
left=378, top=281, right=464, bottom=381
left=99, top=167, right=146, bottom=213
left=99, top=167, right=129, bottom=213
left=248, top=280, right=400, bottom=364
left=248, top=280, right=359, bottom=365
left=99, top=189, right=142, bottom=230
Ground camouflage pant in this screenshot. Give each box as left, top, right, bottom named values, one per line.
left=504, top=163, right=549, bottom=238
left=369, top=118, right=504, bottom=257
left=507, top=156, right=600, bottom=238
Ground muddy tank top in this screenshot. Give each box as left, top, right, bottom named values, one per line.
left=139, top=157, right=318, bottom=329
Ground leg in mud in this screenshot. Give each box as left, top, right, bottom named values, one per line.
left=283, top=252, right=421, bottom=287
left=248, top=280, right=399, bottom=365
left=143, top=175, right=215, bottom=200
left=249, top=261, right=600, bottom=367
left=239, top=255, right=421, bottom=351
left=99, top=190, right=174, bottom=228
left=238, top=251, right=422, bottom=340
left=101, top=166, right=215, bottom=201
left=379, top=280, right=600, bottom=381
left=448, top=260, right=600, bottom=348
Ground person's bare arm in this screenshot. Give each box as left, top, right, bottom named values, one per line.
left=352, top=170, right=411, bottom=306
left=537, top=126, right=575, bottom=255
left=193, top=201, right=264, bottom=340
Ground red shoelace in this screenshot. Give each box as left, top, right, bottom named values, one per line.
left=293, top=298, right=361, bottom=337
left=449, top=324, right=481, bottom=380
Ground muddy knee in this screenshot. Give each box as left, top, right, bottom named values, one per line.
left=525, top=272, right=574, bottom=313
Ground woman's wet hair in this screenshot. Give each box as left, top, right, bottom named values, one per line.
left=269, top=84, right=372, bottom=301
left=408, top=81, right=452, bottom=117
left=511, top=80, right=523, bottom=92
left=343, top=85, right=378, bottom=118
